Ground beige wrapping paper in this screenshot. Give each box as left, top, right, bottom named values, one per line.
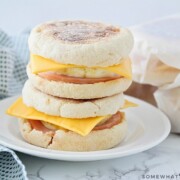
left=129, top=15, right=180, bottom=133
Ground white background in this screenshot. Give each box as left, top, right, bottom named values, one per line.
left=0, top=0, right=180, bottom=34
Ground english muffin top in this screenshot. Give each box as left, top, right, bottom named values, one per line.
left=35, top=21, right=120, bottom=44
left=29, top=20, right=133, bottom=67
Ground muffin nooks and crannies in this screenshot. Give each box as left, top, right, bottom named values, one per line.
left=7, top=20, right=134, bottom=151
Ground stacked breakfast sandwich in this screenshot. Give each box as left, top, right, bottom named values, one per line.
left=7, top=20, right=134, bottom=151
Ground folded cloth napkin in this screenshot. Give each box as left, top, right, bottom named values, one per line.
left=0, top=29, right=29, bottom=179
left=0, top=29, right=28, bottom=99
left=0, top=145, right=27, bottom=180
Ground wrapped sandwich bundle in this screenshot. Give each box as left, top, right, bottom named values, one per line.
left=127, top=15, right=180, bottom=133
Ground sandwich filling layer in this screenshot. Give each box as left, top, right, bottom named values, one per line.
left=30, top=54, right=132, bottom=84
left=7, top=97, right=137, bottom=136
left=28, top=111, right=122, bottom=134
left=38, top=72, right=121, bottom=84
left=7, top=97, right=127, bottom=136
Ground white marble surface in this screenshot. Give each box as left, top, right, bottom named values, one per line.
left=17, top=134, right=180, bottom=180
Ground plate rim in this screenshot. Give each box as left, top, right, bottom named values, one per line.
left=0, top=95, right=171, bottom=161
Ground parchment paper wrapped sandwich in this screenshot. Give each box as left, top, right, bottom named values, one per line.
left=127, top=15, right=180, bottom=133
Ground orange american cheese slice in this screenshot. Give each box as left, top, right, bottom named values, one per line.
left=30, top=54, right=132, bottom=79
left=6, top=98, right=137, bottom=136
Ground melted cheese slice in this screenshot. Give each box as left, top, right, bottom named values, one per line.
left=30, top=54, right=132, bottom=79
left=6, top=98, right=137, bottom=136
left=123, top=100, right=138, bottom=109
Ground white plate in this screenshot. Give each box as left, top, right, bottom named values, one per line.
left=0, top=96, right=170, bottom=161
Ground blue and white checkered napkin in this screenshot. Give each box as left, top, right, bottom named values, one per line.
left=0, top=29, right=29, bottom=99
left=0, top=29, right=29, bottom=179
left=0, top=145, right=27, bottom=180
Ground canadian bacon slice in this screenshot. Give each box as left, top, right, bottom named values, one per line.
left=93, top=111, right=121, bottom=130
left=28, top=112, right=122, bottom=133
left=28, top=120, right=54, bottom=133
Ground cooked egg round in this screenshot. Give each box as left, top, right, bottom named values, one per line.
left=56, top=67, right=119, bottom=78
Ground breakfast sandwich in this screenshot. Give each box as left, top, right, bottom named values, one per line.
left=7, top=20, right=135, bottom=151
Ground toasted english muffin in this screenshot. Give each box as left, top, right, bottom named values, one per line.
left=19, top=114, right=127, bottom=151
left=29, top=20, right=133, bottom=67
left=22, top=80, right=125, bottom=118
